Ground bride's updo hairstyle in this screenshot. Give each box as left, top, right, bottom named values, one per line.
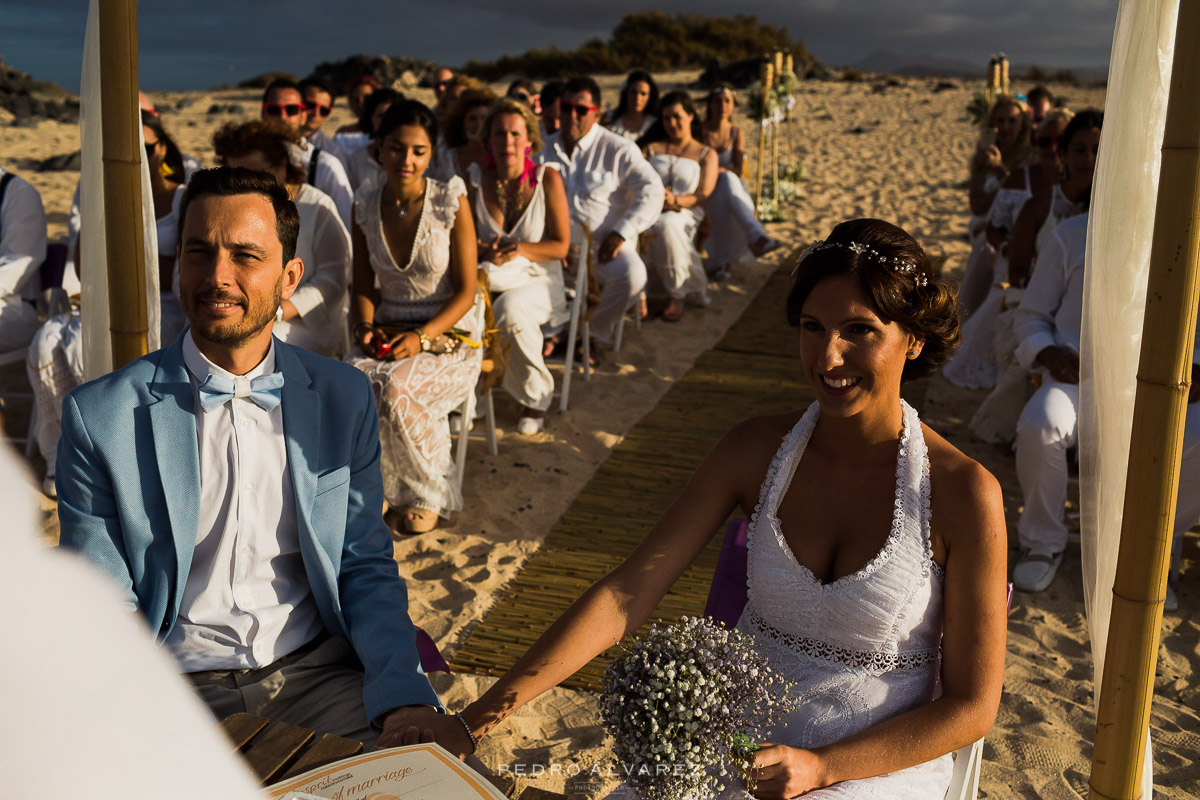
left=786, top=218, right=960, bottom=381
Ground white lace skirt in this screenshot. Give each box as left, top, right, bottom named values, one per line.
left=345, top=300, right=483, bottom=514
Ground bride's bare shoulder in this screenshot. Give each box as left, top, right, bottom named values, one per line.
left=715, top=412, right=806, bottom=464
left=922, top=423, right=1004, bottom=523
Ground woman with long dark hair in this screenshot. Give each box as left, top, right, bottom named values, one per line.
left=603, top=69, right=659, bottom=142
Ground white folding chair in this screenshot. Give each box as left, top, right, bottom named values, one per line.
left=944, top=738, right=984, bottom=800
left=453, top=378, right=499, bottom=494
left=556, top=222, right=593, bottom=412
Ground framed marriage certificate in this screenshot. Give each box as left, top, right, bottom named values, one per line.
left=266, top=743, right=508, bottom=800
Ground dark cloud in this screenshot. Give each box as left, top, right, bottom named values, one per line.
left=2, top=0, right=1117, bottom=91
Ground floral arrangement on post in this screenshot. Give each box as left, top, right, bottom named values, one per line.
left=598, top=616, right=796, bottom=800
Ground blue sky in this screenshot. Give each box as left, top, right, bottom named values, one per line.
left=1, top=0, right=1118, bottom=92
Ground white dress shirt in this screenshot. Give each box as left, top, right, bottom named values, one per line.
left=1015, top=214, right=1088, bottom=370
left=165, top=333, right=324, bottom=671
left=291, top=139, right=354, bottom=230
left=0, top=167, right=48, bottom=301
left=308, top=128, right=348, bottom=167
left=538, top=123, right=664, bottom=244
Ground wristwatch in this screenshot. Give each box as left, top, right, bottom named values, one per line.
left=415, top=329, right=432, bottom=352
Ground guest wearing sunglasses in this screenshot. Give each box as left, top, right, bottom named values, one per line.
left=538, top=75, right=663, bottom=362
left=506, top=78, right=539, bottom=112
left=333, top=74, right=383, bottom=158
left=538, top=80, right=565, bottom=140
left=261, top=78, right=353, bottom=229
left=299, top=77, right=346, bottom=167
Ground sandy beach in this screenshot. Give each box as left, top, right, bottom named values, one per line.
left=3, top=69, right=1196, bottom=799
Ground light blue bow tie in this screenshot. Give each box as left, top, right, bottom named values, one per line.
left=197, top=372, right=285, bottom=413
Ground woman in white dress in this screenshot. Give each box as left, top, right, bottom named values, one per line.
left=960, top=96, right=1032, bottom=318
left=429, top=88, right=495, bottom=184
left=347, top=100, right=482, bottom=534
left=466, top=98, right=570, bottom=435
left=700, top=83, right=782, bottom=278
left=421, top=220, right=1007, bottom=798
left=942, top=110, right=1072, bottom=390
left=642, top=91, right=718, bottom=322
left=213, top=119, right=352, bottom=358
left=603, top=70, right=659, bottom=143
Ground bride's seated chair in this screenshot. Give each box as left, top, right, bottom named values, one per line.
left=703, top=519, right=1002, bottom=800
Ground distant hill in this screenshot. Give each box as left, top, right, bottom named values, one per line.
left=463, top=12, right=815, bottom=82
left=849, top=50, right=1108, bottom=84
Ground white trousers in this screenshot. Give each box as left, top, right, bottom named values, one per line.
left=646, top=209, right=708, bottom=301
left=0, top=296, right=39, bottom=351
left=704, top=171, right=766, bottom=270
left=1015, top=378, right=1200, bottom=553
left=493, top=277, right=556, bottom=411
left=590, top=239, right=646, bottom=346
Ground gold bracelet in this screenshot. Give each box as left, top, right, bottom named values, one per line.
left=415, top=329, right=432, bottom=352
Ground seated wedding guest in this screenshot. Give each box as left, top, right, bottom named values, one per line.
left=506, top=78, right=538, bottom=110
left=538, top=76, right=663, bottom=360
left=1007, top=110, right=1101, bottom=288
left=1012, top=212, right=1199, bottom=609
left=641, top=90, right=717, bottom=321
left=943, top=109, right=1074, bottom=391
left=262, top=77, right=354, bottom=228
left=700, top=82, right=782, bottom=279
left=25, top=309, right=82, bottom=497
left=539, top=79, right=565, bottom=139
left=333, top=74, right=383, bottom=156
left=437, top=74, right=486, bottom=131
left=214, top=119, right=352, bottom=357
left=1026, top=85, right=1055, bottom=135
left=430, top=87, right=496, bottom=183
left=344, top=88, right=404, bottom=192
left=347, top=101, right=483, bottom=535
left=58, top=166, right=449, bottom=745
left=391, top=220, right=1007, bottom=800
left=300, top=77, right=346, bottom=165
left=144, top=110, right=191, bottom=343
left=467, top=98, right=569, bottom=434
left=0, top=445, right=264, bottom=800
left=960, top=95, right=1032, bottom=316
left=431, top=65, right=456, bottom=115
left=603, top=69, right=658, bottom=143
left=0, top=164, right=47, bottom=352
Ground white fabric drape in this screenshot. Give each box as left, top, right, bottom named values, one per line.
left=80, top=0, right=161, bottom=381
left=1079, top=1, right=1178, bottom=796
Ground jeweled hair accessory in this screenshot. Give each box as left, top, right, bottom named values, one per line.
left=793, top=239, right=929, bottom=286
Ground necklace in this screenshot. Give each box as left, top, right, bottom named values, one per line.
left=387, top=183, right=424, bottom=219
left=495, top=176, right=529, bottom=229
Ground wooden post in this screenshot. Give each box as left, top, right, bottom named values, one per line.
left=1089, top=3, right=1200, bottom=798
left=783, top=50, right=795, bottom=156
left=999, top=54, right=1011, bottom=95
left=98, top=0, right=149, bottom=368
left=754, top=58, right=774, bottom=214
left=986, top=56, right=999, bottom=104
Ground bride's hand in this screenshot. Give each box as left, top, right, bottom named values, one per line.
left=747, top=744, right=825, bottom=799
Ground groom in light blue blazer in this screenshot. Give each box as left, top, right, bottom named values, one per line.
left=56, top=167, right=472, bottom=756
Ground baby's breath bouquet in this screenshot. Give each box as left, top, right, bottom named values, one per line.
left=598, top=616, right=796, bottom=800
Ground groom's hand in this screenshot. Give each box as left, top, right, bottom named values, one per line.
left=377, top=707, right=474, bottom=758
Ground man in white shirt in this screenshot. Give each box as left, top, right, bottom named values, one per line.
left=538, top=76, right=664, bottom=355
left=262, top=78, right=354, bottom=228
left=300, top=77, right=347, bottom=167
left=1012, top=212, right=1200, bottom=608
left=57, top=167, right=473, bottom=755
left=0, top=166, right=48, bottom=351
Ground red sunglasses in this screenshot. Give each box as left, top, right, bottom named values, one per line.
left=263, top=102, right=304, bottom=117
left=561, top=102, right=599, bottom=117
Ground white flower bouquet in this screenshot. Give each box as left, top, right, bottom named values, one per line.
left=598, top=616, right=796, bottom=800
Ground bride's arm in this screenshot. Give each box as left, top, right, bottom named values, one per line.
left=451, top=418, right=781, bottom=743
left=752, top=456, right=1008, bottom=799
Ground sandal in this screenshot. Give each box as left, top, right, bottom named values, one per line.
left=661, top=300, right=685, bottom=323
left=403, top=506, right=439, bottom=535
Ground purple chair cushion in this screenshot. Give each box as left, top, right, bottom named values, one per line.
left=704, top=518, right=750, bottom=626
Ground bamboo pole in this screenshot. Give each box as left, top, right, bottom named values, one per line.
left=783, top=51, right=795, bottom=156
left=753, top=58, right=774, bottom=214
left=1089, top=3, right=1200, bottom=798
left=98, top=0, right=149, bottom=368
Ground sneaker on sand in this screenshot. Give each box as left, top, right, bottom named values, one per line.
left=1164, top=583, right=1179, bottom=613
left=1013, top=548, right=1064, bottom=593
left=517, top=415, right=545, bottom=435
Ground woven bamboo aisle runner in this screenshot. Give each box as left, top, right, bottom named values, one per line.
left=451, top=263, right=928, bottom=689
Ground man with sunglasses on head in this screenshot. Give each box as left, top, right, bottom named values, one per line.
left=538, top=75, right=663, bottom=363
left=261, top=78, right=353, bottom=228
left=299, top=77, right=347, bottom=167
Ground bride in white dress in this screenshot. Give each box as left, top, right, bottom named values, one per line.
left=387, top=219, right=1008, bottom=797
left=642, top=91, right=718, bottom=321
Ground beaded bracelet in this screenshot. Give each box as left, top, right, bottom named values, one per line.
left=453, top=712, right=478, bottom=754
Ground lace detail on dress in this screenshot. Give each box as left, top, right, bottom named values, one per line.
left=430, top=175, right=467, bottom=228
left=747, top=607, right=938, bottom=675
